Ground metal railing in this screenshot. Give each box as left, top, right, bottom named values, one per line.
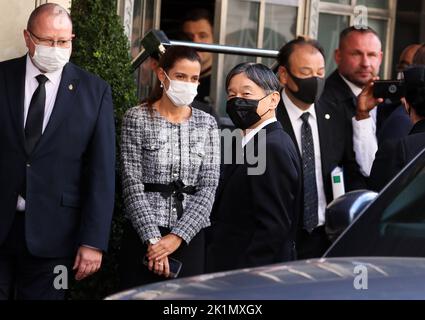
left=131, top=30, right=281, bottom=125
left=131, top=30, right=279, bottom=71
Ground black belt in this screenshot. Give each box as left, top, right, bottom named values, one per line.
left=143, top=179, right=197, bottom=218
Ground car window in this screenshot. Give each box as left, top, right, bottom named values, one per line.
left=379, top=166, right=425, bottom=239
left=326, top=148, right=425, bottom=258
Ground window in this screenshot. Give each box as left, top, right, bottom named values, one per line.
left=120, top=0, right=398, bottom=116
left=118, top=0, right=161, bottom=99
left=317, top=0, right=396, bottom=78
left=317, top=13, right=349, bottom=74
left=213, top=0, right=301, bottom=116
left=380, top=166, right=425, bottom=239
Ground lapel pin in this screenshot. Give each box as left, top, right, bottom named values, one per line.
left=325, top=113, right=330, bottom=120
left=68, top=84, right=74, bottom=91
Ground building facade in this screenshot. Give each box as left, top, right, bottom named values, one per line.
left=1, top=0, right=424, bottom=114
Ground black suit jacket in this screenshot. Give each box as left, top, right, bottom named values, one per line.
left=0, top=55, right=116, bottom=258
left=377, top=105, right=413, bottom=145
left=321, top=70, right=408, bottom=139
left=276, top=97, right=366, bottom=206
left=369, top=119, right=425, bottom=191
left=206, top=121, right=302, bottom=272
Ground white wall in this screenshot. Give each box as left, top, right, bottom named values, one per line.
left=0, top=0, right=71, bottom=62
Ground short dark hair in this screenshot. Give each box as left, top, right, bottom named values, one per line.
left=146, top=46, right=201, bottom=107
left=225, top=62, right=281, bottom=94
left=27, top=3, right=72, bottom=31
left=404, top=65, right=425, bottom=117
left=182, top=8, right=213, bottom=27
left=339, top=26, right=380, bottom=49
left=277, top=36, right=325, bottom=69
left=413, top=44, right=425, bottom=65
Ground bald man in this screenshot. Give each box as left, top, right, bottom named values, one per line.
left=0, top=3, right=115, bottom=299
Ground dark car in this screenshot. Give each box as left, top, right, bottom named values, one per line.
left=106, top=257, right=425, bottom=300
left=325, top=147, right=425, bottom=259
left=106, top=147, right=425, bottom=300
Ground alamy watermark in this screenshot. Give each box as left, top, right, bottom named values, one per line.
left=53, top=265, right=68, bottom=290
left=353, top=5, right=369, bottom=29
left=353, top=264, right=368, bottom=290
left=153, top=127, right=268, bottom=176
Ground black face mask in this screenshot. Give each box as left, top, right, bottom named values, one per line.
left=226, top=96, right=270, bottom=130
left=286, top=69, right=325, bottom=105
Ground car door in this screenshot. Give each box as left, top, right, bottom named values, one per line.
left=325, top=147, right=425, bottom=258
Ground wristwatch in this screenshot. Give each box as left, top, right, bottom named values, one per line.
left=148, top=237, right=160, bottom=245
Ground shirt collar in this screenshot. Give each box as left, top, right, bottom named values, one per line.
left=26, top=53, right=63, bottom=86
left=339, top=73, right=363, bottom=97
left=282, top=89, right=316, bottom=122
left=242, top=117, right=277, bottom=147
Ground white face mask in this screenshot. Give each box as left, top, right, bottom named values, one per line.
left=162, top=72, right=198, bottom=107
left=29, top=34, right=71, bottom=73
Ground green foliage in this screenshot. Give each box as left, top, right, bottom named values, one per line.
left=69, top=0, right=138, bottom=300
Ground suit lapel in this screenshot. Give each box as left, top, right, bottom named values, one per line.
left=330, top=72, right=358, bottom=116
left=6, top=56, right=27, bottom=150
left=215, top=136, right=243, bottom=203
left=32, top=63, right=79, bottom=157
left=315, top=101, right=331, bottom=184
left=276, top=99, right=301, bottom=159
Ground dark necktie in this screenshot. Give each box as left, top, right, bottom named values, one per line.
left=25, top=74, right=48, bottom=154
left=300, top=112, right=318, bottom=232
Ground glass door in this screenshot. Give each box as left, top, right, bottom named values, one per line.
left=212, top=0, right=304, bottom=116
left=118, top=0, right=161, bottom=100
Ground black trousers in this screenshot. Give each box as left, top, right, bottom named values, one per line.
left=0, top=212, right=73, bottom=300
left=296, top=226, right=331, bottom=260
left=119, top=220, right=205, bottom=291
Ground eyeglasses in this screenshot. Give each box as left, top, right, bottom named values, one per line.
left=27, top=30, right=73, bottom=48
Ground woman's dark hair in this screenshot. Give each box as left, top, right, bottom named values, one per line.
left=225, top=62, right=281, bottom=94
left=145, top=46, right=201, bottom=109
left=404, top=65, right=425, bottom=118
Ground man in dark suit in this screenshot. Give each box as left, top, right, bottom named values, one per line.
left=207, top=63, right=302, bottom=272
left=321, top=26, right=411, bottom=177
left=0, top=4, right=115, bottom=299
left=370, top=66, right=425, bottom=191
left=276, top=37, right=365, bottom=259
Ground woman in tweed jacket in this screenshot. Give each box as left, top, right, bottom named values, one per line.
left=119, top=46, right=220, bottom=288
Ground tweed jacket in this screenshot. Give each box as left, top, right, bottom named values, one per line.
left=120, top=104, right=220, bottom=244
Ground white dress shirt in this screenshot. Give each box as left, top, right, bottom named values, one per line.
left=241, top=117, right=277, bottom=147
left=16, top=54, right=64, bottom=211
left=340, top=74, right=378, bottom=177
left=282, top=90, right=326, bottom=226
